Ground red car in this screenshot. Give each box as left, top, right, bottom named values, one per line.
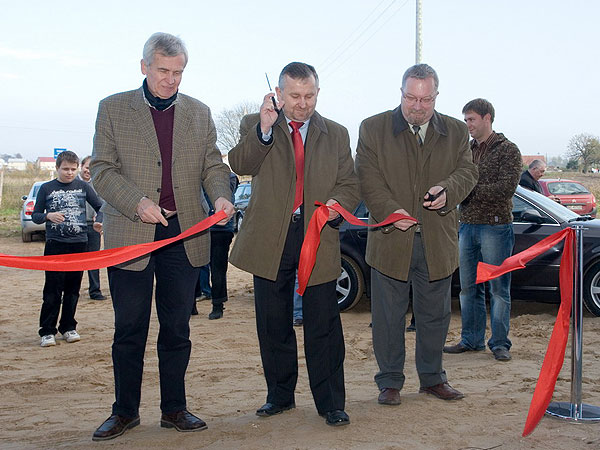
left=538, top=179, right=596, bottom=217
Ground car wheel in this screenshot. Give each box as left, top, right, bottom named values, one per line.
left=583, top=260, right=600, bottom=317
left=337, top=254, right=364, bottom=312
left=21, top=229, right=32, bottom=243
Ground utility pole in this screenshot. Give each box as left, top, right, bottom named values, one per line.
left=416, top=0, right=423, bottom=64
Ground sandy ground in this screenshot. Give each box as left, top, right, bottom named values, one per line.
left=1, top=234, right=600, bottom=450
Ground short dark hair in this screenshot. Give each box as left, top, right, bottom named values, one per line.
left=81, top=155, right=92, bottom=166
left=56, top=150, right=79, bottom=168
left=278, top=62, right=319, bottom=89
left=402, top=64, right=439, bottom=91
left=462, top=98, right=495, bottom=123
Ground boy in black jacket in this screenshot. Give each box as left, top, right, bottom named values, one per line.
left=32, top=151, right=103, bottom=347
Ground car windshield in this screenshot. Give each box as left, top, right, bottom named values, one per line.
left=517, top=186, right=580, bottom=221
left=547, top=182, right=589, bottom=195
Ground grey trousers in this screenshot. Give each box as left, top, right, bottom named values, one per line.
left=372, top=233, right=452, bottom=390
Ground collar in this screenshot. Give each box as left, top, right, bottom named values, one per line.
left=275, top=110, right=328, bottom=135
left=471, top=131, right=498, bottom=150
left=392, top=106, right=447, bottom=137
left=142, top=79, right=179, bottom=111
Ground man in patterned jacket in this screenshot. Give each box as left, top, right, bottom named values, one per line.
left=90, top=32, right=234, bottom=441
left=444, top=98, right=521, bottom=362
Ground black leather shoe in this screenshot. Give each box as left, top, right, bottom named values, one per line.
left=293, top=318, right=303, bottom=327
left=90, top=294, right=107, bottom=300
left=443, top=342, right=482, bottom=354
left=92, top=414, right=140, bottom=441
left=492, top=347, right=512, bottom=361
left=320, top=410, right=350, bottom=426
left=208, top=304, right=224, bottom=320
left=160, top=410, right=207, bottom=432
left=256, top=402, right=295, bottom=417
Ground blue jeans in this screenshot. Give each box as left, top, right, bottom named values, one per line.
left=293, top=274, right=303, bottom=320
left=458, top=223, right=514, bottom=351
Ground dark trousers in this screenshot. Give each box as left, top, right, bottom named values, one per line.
left=39, top=240, right=87, bottom=336
left=210, top=230, right=234, bottom=305
left=86, top=224, right=102, bottom=297
left=108, top=216, right=199, bottom=417
left=253, top=216, right=346, bottom=414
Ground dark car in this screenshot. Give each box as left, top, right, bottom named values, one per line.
left=538, top=178, right=596, bottom=217
left=233, top=182, right=251, bottom=231
left=337, top=186, right=600, bottom=317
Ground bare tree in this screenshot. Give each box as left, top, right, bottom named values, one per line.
left=566, top=133, right=600, bottom=172
left=215, top=101, right=260, bottom=153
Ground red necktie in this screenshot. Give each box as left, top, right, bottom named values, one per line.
left=290, top=121, right=305, bottom=212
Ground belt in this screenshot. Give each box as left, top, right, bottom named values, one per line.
left=291, top=213, right=302, bottom=223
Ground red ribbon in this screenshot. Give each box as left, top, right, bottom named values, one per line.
left=296, top=202, right=417, bottom=295
left=0, top=211, right=227, bottom=271
left=476, top=227, right=574, bottom=437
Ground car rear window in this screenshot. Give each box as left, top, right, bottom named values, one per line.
left=547, top=182, right=589, bottom=195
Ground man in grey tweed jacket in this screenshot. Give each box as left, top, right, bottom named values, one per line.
left=90, top=32, right=233, bottom=441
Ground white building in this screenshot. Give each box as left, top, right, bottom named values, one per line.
left=7, top=158, right=27, bottom=171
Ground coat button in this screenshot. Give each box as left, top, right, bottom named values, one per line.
left=157, top=188, right=162, bottom=193
left=157, top=161, right=161, bottom=166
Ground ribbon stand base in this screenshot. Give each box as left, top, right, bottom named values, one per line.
left=546, top=402, right=600, bottom=422
left=546, top=225, right=600, bottom=423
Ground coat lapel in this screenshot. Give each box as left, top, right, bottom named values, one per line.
left=130, top=87, right=161, bottom=160
left=172, top=95, right=191, bottom=163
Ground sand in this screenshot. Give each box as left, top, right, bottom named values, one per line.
left=1, top=233, right=600, bottom=449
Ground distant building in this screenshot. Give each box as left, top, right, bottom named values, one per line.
left=7, top=158, right=27, bottom=171
left=36, top=157, right=56, bottom=171
left=522, top=155, right=546, bottom=167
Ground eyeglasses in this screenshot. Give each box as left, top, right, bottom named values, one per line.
left=401, top=89, right=438, bottom=105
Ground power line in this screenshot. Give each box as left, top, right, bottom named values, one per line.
left=322, top=0, right=410, bottom=78
left=320, top=0, right=398, bottom=73
left=0, top=124, right=90, bottom=134
left=318, top=0, right=390, bottom=69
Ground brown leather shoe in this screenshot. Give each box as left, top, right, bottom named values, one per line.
left=419, top=382, right=464, bottom=401
left=92, top=414, right=140, bottom=441
left=378, top=387, right=401, bottom=405
left=161, top=410, right=208, bottom=432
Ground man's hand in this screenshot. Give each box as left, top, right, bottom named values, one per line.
left=93, top=222, right=103, bottom=233
left=325, top=199, right=341, bottom=221
left=214, top=197, right=235, bottom=226
left=423, top=185, right=447, bottom=210
left=136, top=197, right=168, bottom=226
left=259, top=93, right=282, bottom=135
left=393, top=208, right=416, bottom=231
left=46, top=212, right=65, bottom=224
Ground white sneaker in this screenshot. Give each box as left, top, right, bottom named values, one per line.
left=40, top=334, right=56, bottom=347
left=62, top=330, right=81, bottom=343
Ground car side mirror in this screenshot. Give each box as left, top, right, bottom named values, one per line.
left=521, top=209, right=544, bottom=224
left=22, top=195, right=27, bottom=201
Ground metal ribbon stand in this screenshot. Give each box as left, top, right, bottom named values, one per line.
left=546, top=224, right=600, bottom=422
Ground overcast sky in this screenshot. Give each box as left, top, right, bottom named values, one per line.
left=1, top=0, right=598, bottom=161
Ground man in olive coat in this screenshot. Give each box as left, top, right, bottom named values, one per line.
left=229, top=62, right=359, bottom=427
left=355, top=64, right=478, bottom=406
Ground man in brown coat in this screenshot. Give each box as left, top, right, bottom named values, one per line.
left=229, top=62, right=359, bottom=426
left=90, top=32, right=234, bottom=441
left=355, top=64, right=477, bottom=406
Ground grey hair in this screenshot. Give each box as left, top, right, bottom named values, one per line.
left=529, top=159, right=546, bottom=170
left=278, top=62, right=319, bottom=90
left=402, top=63, right=439, bottom=92
left=142, top=32, right=188, bottom=67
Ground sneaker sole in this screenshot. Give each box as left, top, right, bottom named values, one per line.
left=92, top=417, right=140, bottom=441
left=160, top=420, right=208, bottom=432
left=40, top=341, right=56, bottom=347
